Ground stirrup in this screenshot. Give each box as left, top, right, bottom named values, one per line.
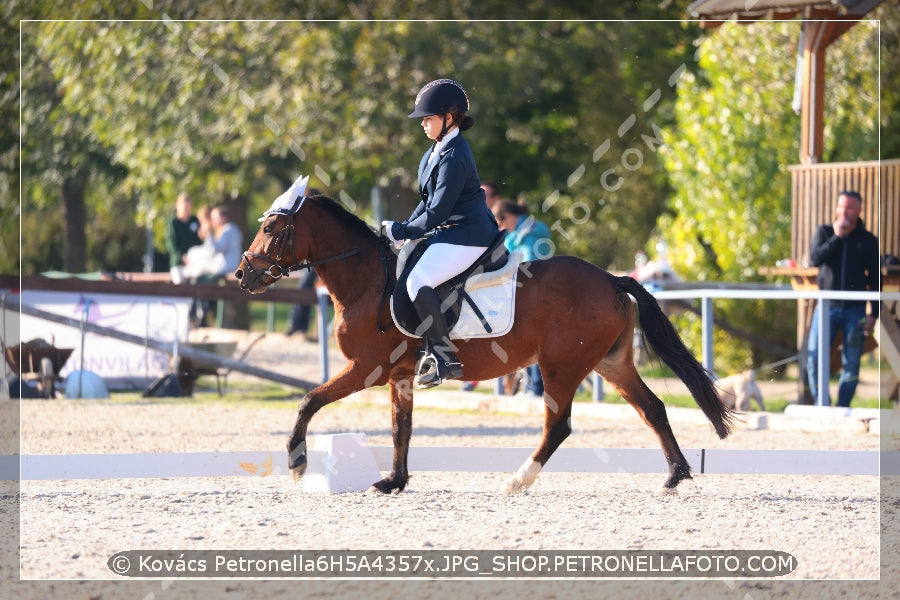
left=415, top=352, right=463, bottom=389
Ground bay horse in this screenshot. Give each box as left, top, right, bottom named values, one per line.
left=235, top=194, right=735, bottom=494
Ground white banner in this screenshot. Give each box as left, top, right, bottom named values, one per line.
left=1, top=290, right=191, bottom=388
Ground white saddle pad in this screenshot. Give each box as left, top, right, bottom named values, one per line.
left=393, top=240, right=522, bottom=340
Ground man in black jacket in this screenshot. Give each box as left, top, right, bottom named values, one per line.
left=807, top=191, right=879, bottom=407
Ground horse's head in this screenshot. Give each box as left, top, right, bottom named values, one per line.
left=235, top=175, right=311, bottom=293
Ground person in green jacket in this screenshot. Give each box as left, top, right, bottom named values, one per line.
left=165, top=192, right=202, bottom=269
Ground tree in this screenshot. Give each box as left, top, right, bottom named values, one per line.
left=20, top=23, right=127, bottom=273
left=0, top=5, right=18, bottom=273
left=18, top=18, right=699, bottom=275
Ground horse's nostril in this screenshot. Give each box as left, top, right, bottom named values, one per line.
left=234, top=269, right=243, bottom=280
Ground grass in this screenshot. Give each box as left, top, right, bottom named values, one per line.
left=247, top=301, right=293, bottom=333
left=105, top=371, right=884, bottom=413
left=101, top=378, right=302, bottom=409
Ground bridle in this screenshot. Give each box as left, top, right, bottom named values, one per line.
left=239, top=200, right=395, bottom=332
left=240, top=210, right=299, bottom=281
left=240, top=208, right=388, bottom=280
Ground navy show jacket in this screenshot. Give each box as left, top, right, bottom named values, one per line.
left=391, top=133, right=498, bottom=247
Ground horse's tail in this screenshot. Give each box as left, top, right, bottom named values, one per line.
left=613, top=275, right=735, bottom=439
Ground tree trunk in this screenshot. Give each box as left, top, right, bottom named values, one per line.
left=61, top=176, right=86, bottom=273
left=386, top=172, right=420, bottom=220
left=221, top=191, right=250, bottom=330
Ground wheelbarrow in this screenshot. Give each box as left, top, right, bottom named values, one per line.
left=4, top=339, right=74, bottom=399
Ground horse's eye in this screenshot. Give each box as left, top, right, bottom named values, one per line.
left=264, top=225, right=273, bottom=235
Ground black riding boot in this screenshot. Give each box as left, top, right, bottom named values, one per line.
left=412, top=286, right=464, bottom=388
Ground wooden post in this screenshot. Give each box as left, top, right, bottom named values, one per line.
left=798, top=15, right=858, bottom=164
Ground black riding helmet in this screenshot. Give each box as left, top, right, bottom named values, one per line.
left=409, top=79, right=474, bottom=142
left=408, top=79, right=470, bottom=118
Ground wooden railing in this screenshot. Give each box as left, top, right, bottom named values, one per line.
left=790, top=158, right=900, bottom=264
left=0, top=273, right=317, bottom=305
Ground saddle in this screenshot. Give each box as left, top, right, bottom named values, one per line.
left=390, top=231, right=523, bottom=339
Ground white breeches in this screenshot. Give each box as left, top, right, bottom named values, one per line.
left=406, top=243, right=488, bottom=301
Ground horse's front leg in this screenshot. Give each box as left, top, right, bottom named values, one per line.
left=287, top=361, right=373, bottom=480
left=369, top=374, right=414, bottom=494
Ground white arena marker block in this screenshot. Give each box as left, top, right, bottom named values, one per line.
left=302, top=433, right=382, bottom=493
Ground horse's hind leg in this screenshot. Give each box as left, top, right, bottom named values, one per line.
left=598, top=354, right=692, bottom=491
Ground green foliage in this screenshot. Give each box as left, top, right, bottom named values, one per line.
left=881, top=4, right=900, bottom=159
left=12, top=16, right=696, bottom=275
left=660, top=23, right=799, bottom=282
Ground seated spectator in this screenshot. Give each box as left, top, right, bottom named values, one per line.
left=176, top=205, right=242, bottom=283
left=173, top=205, right=243, bottom=326
left=165, top=192, right=203, bottom=270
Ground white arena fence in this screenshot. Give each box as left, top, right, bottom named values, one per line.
left=1, top=446, right=893, bottom=483
left=307, top=286, right=893, bottom=405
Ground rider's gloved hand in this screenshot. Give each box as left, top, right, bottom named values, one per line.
left=381, top=221, right=404, bottom=249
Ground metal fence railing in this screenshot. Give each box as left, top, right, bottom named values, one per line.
left=652, top=288, right=892, bottom=407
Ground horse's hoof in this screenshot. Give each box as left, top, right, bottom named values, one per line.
left=502, top=478, right=528, bottom=494
left=659, top=486, right=679, bottom=496
left=368, top=477, right=406, bottom=494
left=288, top=452, right=307, bottom=481
left=663, top=464, right=692, bottom=490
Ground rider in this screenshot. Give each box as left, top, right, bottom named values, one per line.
left=382, top=79, right=499, bottom=388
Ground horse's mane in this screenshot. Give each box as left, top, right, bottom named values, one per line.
left=307, top=194, right=379, bottom=240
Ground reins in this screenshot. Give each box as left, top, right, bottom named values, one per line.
left=287, top=237, right=388, bottom=275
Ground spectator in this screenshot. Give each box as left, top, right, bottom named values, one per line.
left=494, top=200, right=552, bottom=262
left=206, top=205, right=243, bottom=278
left=177, top=205, right=242, bottom=282
left=493, top=200, right=552, bottom=397
left=165, top=192, right=202, bottom=270
left=481, top=181, right=503, bottom=211
left=176, top=204, right=243, bottom=326
left=806, top=191, right=879, bottom=407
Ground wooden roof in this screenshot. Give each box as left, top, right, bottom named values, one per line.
left=688, top=0, right=885, bottom=27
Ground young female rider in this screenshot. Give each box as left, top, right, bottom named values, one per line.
left=382, top=79, right=499, bottom=388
